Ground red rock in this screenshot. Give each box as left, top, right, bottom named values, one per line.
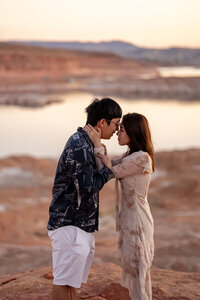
left=0, top=263, right=199, bottom=300
left=43, top=271, right=53, bottom=280
left=0, top=150, right=200, bottom=276
left=3, top=43, right=200, bottom=101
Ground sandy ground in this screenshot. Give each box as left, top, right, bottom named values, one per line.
left=0, top=149, right=199, bottom=276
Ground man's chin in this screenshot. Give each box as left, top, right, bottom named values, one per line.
left=101, top=135, right=113, bottom=140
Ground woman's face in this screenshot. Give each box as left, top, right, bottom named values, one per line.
left=117, top=123, right=130, bottom=146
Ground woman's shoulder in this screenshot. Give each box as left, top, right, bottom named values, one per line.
left=123, top=151, right=152, bottom=173
left=123, top=150, right=150, bottom=161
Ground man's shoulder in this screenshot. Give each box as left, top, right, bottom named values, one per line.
left=64, top=129, right=93, bottom=157
left=66, top=130, right=86, bottom=149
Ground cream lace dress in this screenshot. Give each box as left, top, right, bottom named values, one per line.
left=112, top=150, right=154, bottom=300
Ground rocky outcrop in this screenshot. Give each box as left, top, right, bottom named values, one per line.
left=0, top=94, right=62, bottom=107
left=1, top=43, right=200, bottom=106
left=0, top=263, right=199, bottom=300
left=0, top=150, right=200, bottom=276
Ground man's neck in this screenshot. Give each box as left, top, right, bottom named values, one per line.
left=93, top=125, right=102, bottom=148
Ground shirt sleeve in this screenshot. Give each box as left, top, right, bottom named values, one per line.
left=112, top=157, right=143, bottom=179
left=67, top=147, right=113, bottom=200
left=94, top=146, right=104, bottom=155
left=94, top=146, right=105, bottom=171
left=111, top=153, right=127, bottom=166
left=112, top=151, right=152, bottom=179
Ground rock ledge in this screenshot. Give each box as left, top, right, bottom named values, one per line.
left=0, top=263, right=199, bottom=300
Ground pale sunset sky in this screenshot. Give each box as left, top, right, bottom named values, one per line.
left=0, top=0, right=200, bottom=48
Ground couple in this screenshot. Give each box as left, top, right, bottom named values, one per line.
left=47, top=98, right=154, bottom=300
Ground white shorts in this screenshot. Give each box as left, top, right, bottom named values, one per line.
left=48, top=225, right=95, bottom=288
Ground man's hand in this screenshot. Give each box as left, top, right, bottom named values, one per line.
left=83, top=124, right=101, bottom=148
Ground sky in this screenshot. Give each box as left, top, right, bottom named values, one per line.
left=0, top=0, right=200, bottom=48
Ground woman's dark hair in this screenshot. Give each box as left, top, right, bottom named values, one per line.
left=122, top=113, right=154, bottom=171
left=85, top=98, right=122, bottom=126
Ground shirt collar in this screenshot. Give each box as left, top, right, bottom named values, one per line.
left=77, top=127, right=94, bottom=148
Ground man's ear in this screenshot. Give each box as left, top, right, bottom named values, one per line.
left=97, top=119, right=105, bottom=129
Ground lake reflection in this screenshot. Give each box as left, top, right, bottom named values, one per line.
left=1, top=92, right=200, bottom=158
left=158, top=66, right=200, bottom=77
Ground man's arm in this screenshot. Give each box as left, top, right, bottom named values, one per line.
left=67, top=147, right=113, bottom=204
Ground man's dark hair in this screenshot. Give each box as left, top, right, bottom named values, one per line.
left=85, top=98, right=122, bottom=126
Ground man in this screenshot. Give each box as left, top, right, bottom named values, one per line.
left=47, top=98, right=122, bottom=300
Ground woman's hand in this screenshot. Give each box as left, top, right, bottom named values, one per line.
left=96, top=153, right=112, bottom=170
left=83, top=124, right=101, bottom=148
left=101, top=143, right=107, bottom=155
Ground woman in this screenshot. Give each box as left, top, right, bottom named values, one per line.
left=84, top=113, right=154, bottom=300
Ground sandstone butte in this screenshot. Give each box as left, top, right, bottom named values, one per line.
left=1, top=42, right=200, bottom=102
left=0, top=263, right=200, bottom=300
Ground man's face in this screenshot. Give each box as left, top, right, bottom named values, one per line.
left=101, top=118, right=121, bottom=139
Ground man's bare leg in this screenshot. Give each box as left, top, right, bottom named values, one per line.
left=52, top=284, right=77, bottom=300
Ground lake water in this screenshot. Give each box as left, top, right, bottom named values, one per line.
left=158, top=66, right=200, bottom=77
left=1, top=92, right=200, bottom=158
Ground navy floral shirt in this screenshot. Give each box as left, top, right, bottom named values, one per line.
left=47, top=127, right=113, bottom=232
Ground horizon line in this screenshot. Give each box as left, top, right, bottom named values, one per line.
left=0, top=39, right=200, bottom=50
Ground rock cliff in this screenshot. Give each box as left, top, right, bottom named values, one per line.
left=0, top=263, right=199, bottom=300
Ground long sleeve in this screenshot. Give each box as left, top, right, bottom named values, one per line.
left=68, top=147, right=113, bottom=203
left=94, top=146, right=105, bottom=171
left=112, top=151, right=152, bottom=179
left=111, top=153, right=127, bottom=166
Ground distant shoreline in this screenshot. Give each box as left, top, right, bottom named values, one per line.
left=0, top=147, right=199, bottom=161
left=1, top=42, right=200, bottom=106
left=1, top=79, right=200, bottom=107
